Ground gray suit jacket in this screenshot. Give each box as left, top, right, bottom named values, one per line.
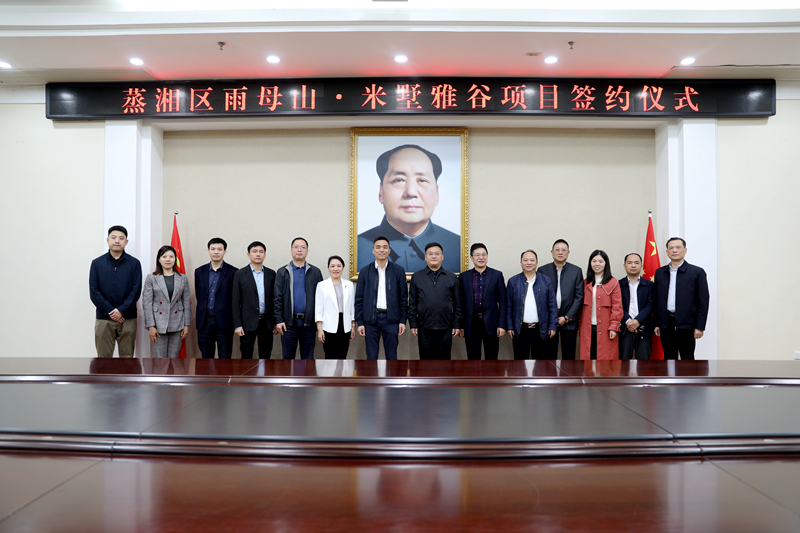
left=142, top=273, right=192, bottom=334
left=536, top=261, right=584, bottom=330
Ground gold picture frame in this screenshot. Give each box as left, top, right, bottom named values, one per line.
left=350, top=127, right=469, bottom=279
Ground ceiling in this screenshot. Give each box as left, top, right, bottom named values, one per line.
left=1, top=3, right=800, bottom=85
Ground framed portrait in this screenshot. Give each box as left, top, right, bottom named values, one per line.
left=350, top=127, right=469, bottom=278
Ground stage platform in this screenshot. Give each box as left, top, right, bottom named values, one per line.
left=1, top=358, right=799, bottom=532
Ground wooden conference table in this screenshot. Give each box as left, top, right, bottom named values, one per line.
left=1, top=358, right=799, bottom=532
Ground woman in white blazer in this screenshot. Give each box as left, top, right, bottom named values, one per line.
left=315, top=255, right=356, bottom=359
left=142, top=245, right=191, bottom=358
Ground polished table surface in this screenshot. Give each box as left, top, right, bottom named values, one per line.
left=2, top=358, right=800, bottom=385
left=2, top=452, right=800, bottom=532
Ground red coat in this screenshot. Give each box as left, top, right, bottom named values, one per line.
left=579, top=277, right=623, bottom=360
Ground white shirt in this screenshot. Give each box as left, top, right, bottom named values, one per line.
left=523, top=275, right=539, bottom=323
left=556, top=266, right=563, bottom=308
left=591, top=275, right=603, bottom=325
left=626, top=276, right=640, bottom=324
left=667, top=262, right=683, bottom=312
left=375, top=261, right=388, bottom=309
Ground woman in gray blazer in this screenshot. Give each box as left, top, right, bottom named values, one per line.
left=142, top=245, right=191, bottom=358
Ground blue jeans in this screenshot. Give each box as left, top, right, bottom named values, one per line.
left=364, top=313, right=400, bottom=360
left=281, top=318, right=316, bottom=359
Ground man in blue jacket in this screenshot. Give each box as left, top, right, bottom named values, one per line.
left=458, top=243, right=507, bottom=360
left=194, top=238, right=237, bottom=359
left=619, top=253, right=655, bottom=360
left=506, top=250, right=558, bottom=360
left=653, top=238, right=710, bottom=360
left=354, top=236, right=408, bottom=360
left=89, top=225, right=142, bottom=358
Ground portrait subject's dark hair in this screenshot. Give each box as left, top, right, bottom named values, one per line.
left=520, top=249, right=538, bottom=260
left=624, top=252, right=643, bottom=263
left=666, top=237, right=687, bottom=248
left=425, top=242, right=443, bottom=253
left=373, top=236, right=390, bottom=246
left=552, top=239, right=569, bottom=250
left=586, top=250, right=613, bottom=286
left=291, top=237, right=309, bottom=248
left=376, top=144, right=443, bottom=183
left=207, top=238, right=227, bottom=250
left=247, top=241, right=266, bottom=253
left=327, top=255, right=345, bottom=268
left=470, top=243, right=487, bottom=256
left=153, top=245, right=177, bottom=275
left=108, top=225, right=128, bottom=238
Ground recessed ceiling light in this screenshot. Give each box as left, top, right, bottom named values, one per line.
left=129, top=58, right=144, bottom=66
left=0, top=61, right=11, bottom=69
left=394, top=55, right=408, bottom=63
left=544, top=56, right=558, bottom=64
left=266, top=55, right=280, bottom=64
left=681, top=57, right=696, bottom=66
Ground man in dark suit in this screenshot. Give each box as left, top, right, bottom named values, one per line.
left=653, top=237, right=710, bottom=360
left=458, top=243, right=507, bottom=360
left=619, top=253, right=655, bottom=360
left=354, top=236, right=408, bottom=360
left=232, top=241, right=277, bottom=359
left=194, top=238, right=237, bottom=359
left=357, top=144, right=460, bottom=273
left=536, top=239, right=584, bottom=360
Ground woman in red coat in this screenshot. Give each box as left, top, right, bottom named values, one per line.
left=579, top=250, right=623, bottom=360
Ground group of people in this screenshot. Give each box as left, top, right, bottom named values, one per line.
left=89, top=226, right=709, bottom=361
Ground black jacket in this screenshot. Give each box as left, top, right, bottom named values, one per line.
left=536, top=261, right=583, bottom=330
left=619, top=276, right=655, bottom=337
left=273, top=262, right=324, bottom=328
left=232, top=265, right=276, bottom=331
left=354, top=260, right=408, bottom=327
left=195, top=261, right=237, bottom=332
left=89, top=251, right=142, bottom=320
left=408, top=267, right=463, bottom=330
left=653, top=261, right=709, bottom=331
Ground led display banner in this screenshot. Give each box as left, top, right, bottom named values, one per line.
left=46, top=77, right=775, bottom=120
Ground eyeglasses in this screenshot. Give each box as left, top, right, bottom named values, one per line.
left=426, top=251, right=442, bottom=257
left=471, top=253, right=487, bottom=258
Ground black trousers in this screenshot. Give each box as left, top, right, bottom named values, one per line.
left=418, top=328, right=453, bottom=360
left=239, top=315, right=274, bottom=359
left=619, top=330, right=652, bottom=360
left=590, top=325, right=597, bottom=360
left=322, top=313, right=351, bottom=360
left=464, top=313, right=500, bottom=360
left=544, top=328, right=578, bottom=360
left=661, top=314, right=696, bottom=360
left=512, top=326, right=547, bottom=360
left=197, top=314, right=233, bottom=359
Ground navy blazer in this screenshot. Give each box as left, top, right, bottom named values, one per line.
left=506, top=273, right=558, bottom=339
left=354, top=260, right=408, bottom=327
left=653, top=261, right=709, bottom=331
left=194, top=261, right=237, bottom=332
left=619, top=276, right=655, bottom=337
left=458, top=267, right=507, bottom=337
left=536, top=261, right=584, bottom=330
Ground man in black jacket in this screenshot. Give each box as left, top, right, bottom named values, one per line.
left=232, top=241, right=276, bottom=359
left=408, top=242, right=463, bottom=360
left=354, top=236, right=408, bottom=360
left=195, top=237, right=237, bottom=359
left=274, top=238, right=324, bottom=359
left=89, top=225, right=142, bottom=358
left=536, top=239, right=584, bottom=360
left=653, top=237, right=709, bottom=360
left=619, top=253, right=655, bottom=360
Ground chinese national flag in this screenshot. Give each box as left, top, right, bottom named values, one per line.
left=170, top=214, right=188, bottom=358
left=642, top=213, right=664, bottom=360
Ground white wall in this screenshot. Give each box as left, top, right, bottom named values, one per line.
left=0, top=102, right=105, bottom=357
left=718, top=99, right=800, bottom=360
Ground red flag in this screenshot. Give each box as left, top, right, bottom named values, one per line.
left=170, top=214, right=188, bottom=358
left=642, top=212, right=664, bottom=360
